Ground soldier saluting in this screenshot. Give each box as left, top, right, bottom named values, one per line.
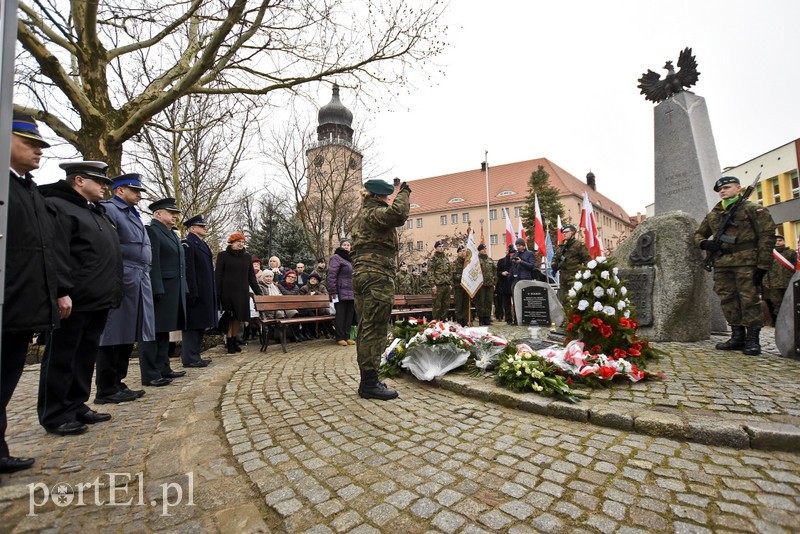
left=695, top=176, right=776, bottom=355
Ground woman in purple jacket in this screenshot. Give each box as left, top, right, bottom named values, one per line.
left=327, top=238, right=355, bottom=346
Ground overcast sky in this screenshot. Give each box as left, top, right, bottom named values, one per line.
left=353, top=0, right=800, bottom=216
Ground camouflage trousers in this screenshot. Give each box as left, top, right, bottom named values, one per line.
left=432, top=284, right=451, bottom=321
left=453, top=285, right=469, bottom=325
left=476, top=285, right=494, bottom=319
left=354, top=272, right=394, bottom=372
left=714, top=267, right=763, bottom=328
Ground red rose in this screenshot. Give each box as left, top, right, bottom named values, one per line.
left=613, top=348, right=627, bottom=358
left=599, top=366, right=616, bottom=380
left=567, top=377, right=573, bottom=385
left=628, top=348, right=641, bottom=356
left=572, top=315, right=582, bottom=324
left=590, top=345, right=602, bottom=354
left=600, top=325, right=613, bottom=338
left=566, top=323, right=574, bottom=331
left=590, top=318, right=604, bottom=328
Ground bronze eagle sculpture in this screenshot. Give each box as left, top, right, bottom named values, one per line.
left=638, top=47, right=700, bottom=103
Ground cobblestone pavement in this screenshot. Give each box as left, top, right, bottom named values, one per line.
left=1, top=328, right=799, bottom=532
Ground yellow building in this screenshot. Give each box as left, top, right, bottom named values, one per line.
left=398, top=159, right=635, bottom=264
left=724, top=138, right=800, bottom=248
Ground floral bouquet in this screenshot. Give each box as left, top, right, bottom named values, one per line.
left=495, top=343, right=586, bottom=403
left=380, top=318, right=425, bottom=379
left=562, top=256, right=661, bottom=365
left=467, top=336, right=508, bottom=376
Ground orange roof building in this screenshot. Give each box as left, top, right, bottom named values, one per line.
left=397, top=158, right=635, bottom=264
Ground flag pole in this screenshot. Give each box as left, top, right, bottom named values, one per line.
left=484, top=150, right=491, bottom=257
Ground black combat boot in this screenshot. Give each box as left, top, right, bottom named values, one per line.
left=742, top=327, right=762, bottom=356
left=225, top=338, right=237, bottom=354
left=715, top=325, right=746, bottom=350
left=358, top=370, right=399, bottom=400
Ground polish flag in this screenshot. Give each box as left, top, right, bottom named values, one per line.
left=517, top=217, right=527, bottom=243
left=556, top=214, right=564, bottom=244
left=504, top=208, right=515, bottom=246
left=773, top=248, right=796, bottom=272
left=580, top=191, right=603, bottom=258
left=533, top=194, right=547, bottom=254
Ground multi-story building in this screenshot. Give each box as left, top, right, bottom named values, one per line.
left=398, top=159, right=635, bottom=264
left=724, top=138, right=800, bottom=248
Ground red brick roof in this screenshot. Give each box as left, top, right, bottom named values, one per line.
left=404, top=157, right=631, bottom=220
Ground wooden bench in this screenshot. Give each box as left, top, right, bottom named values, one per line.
left=253, top=294, right=334, bottom=353
left=392, top=294, right=434, bottom=321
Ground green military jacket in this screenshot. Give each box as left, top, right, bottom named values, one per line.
left=479, top=254, right=497, bottom=287
left=429, top=250, right=452, bottom=286
left=553, top=237, right=591, bottom=283
left=351, top=189, right=411, bottom=277
left=452, top=256, right=466, bottom=288
left=395, top=270, right=415, bottom=294
left=695, top=199, right=776, bottom=269
left=415, top=272, right=432, bottom=294
left=764, top=246, right=797, bottom=289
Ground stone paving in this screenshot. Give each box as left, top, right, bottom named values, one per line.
left=0, top=327, right=798, bottom=532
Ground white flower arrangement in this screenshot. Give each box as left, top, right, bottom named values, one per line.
left=617, top=300, right=626, bottom=310
left=620, top=286, right=628, bottom=296
left=575, top=271, right=583, bottom=280
left=568, top=289, right=577, bottom=298
left=607, top=287, right=616, bottom=297
left=573, top=281, right=583, bottom=291
left=593, top=301, right=603, bottom=312
left=583, top=270, right=591, bottom=279
left=597, top=256, right=606, bottom=263
left=578, top=300, right=589, bottom=311
left=600, top=270, right=610, bottom=280
left=593, top=286, right=605, bottom=298
left=624, top=310, right=631, bottom=319
left=603, top=306, right=616, bottom=316
left=587, top=260, right=597, bottom=269
left=612, top=267, right=618, bottom=275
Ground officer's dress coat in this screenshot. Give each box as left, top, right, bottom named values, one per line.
left=146, top=220, right=188, bottom=333
left=99, top=196, right=155, bottom=345
left=182, top=232, right=218, bottom=330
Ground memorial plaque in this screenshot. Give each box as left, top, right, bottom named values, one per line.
left=618, top=267, right=654, bottom=326
left=521, top=285, right=551, bottom=326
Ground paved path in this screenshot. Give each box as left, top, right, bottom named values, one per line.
left=1, top=328, right=799, bottom=532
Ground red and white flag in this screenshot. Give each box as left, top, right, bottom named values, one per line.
left=556, top=214, right=564, bottom=244
left=517, top=216, right=527, bottom=243
left=533, top=194, right=547, bottom=254
left=773, top=248, right=796, bottom=272
left=503, top=208, right=515, bottom=246
left=579, top=191, right=604, bottom=258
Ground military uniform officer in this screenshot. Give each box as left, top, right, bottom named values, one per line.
left=352, top=179, right=411, bottom=400
left=416, top=262, right=432, bottom=294
left=394, top=261, right=414, bottom=294
left=451, top=245, right=469, bottom=325
left=429, top=241, right=452, bottom=321
left=38, top=161, right=123, bottom=435
left=477, top=244, right=497, bottom=325
left=95, top=173, right=154, bottom=404
left=762, top=234, right=797, bottom=321
left=181, top=215, right=218, bottom=367
left=696, top=176, right=776, bottom=355
left=552, top=224, right=591, bottom=299
left=139, top=198, right=188, bottom=385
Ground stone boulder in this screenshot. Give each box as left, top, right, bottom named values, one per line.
left=612, top=211, right=710, bottom=341
left=775, top=271, right=799, bottom=360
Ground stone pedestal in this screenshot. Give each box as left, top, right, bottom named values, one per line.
left=612, top=212, right=710, bottom=341
left=653, top=91, right=726, bottom=333
left=775, top=272, right=800, bottom=360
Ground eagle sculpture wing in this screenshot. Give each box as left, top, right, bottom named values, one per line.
left=638, top=69, right=667, bottom=103
left=638, top=47, right=700, bottom=103
left=676, top=47, right=700, bottom=88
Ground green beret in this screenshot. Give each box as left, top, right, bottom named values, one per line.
left=714, top=176, right=740, bottom=192
left=364, top=179, right=394, bottom=195
left=561, top=224, right=577, bottom=233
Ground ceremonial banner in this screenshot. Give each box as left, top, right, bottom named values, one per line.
left=461, top=228, right=484, bottom=298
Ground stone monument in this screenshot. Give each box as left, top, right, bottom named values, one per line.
left=513, top=280, right=564, bottom=329
left=612, top=212, right=710, bottom=341
left=775, top=271, right=800, bottom=360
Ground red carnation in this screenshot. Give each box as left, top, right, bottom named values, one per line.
left=600, top=325, right=613, bottom=338
left=628, top=347, right=641, bottom=356
left=566, top=323, right=574, bottom=331
left=599, top=366, right=616, bottom=380
left=590, top=345, right=602, bottom=354
left=590, top=318, right=604, bottom=328
left=613, top=348, right=627, bottom=359
left=572, top=315, right=582, bottom=324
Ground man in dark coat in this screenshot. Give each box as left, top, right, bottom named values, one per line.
left=497, top=245, right=516, bottom=325
left=510, top=237, right=541, bottom=284
left=95, top=173, right=155, bottom=403
left=138, top=198, right=188, bottom=386
left=38, top=161, right=123, bottom=436
left=181, top=215, right=217, bottom=367
left=1, top=113, right=60, bottom=472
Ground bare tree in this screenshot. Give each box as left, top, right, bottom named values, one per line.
left=15, top=0, right=448, bottom=173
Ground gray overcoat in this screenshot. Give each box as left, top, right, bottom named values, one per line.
left=99, top=196, right=155, bottom=345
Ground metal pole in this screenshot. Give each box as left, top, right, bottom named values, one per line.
left=484, top=150, right=491, bottom=257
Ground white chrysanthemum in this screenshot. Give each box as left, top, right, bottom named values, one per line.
left=620, top=286, right=628, bottom=296
left=573, top=281, right=583, bottom=291
left=578, top=300, right=589, bottom=311
left=612, top=267, right=619, bottom=275
left=587, top=260, right=597, bottom=269
left=593, top=301, right=603, bottom=312
left=516, top=371, right=522, bottom=377
left=568, top=289, right=577, bottom=298
left=607, top=287, right=616, bottom=297
left=600, top=270, right=610, bottom=280
left=584, top=270, right=592, bottom=279
left=617, top=300, right=626, bottom=310
left=603, top=306, right=616, bottom=316
left=614, top=276, right=620, bottom=284
left=575, top=271, right=583, bottom=280
left=593, top=286, right=605, bottom=298
left=624, top=310, right=631, bottom=319
left=597, top=256, right=606, bottom=263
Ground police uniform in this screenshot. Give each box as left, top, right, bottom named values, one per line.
left=552, top=224, right=591, bottom=297
left=695, top=176, right=776, bottom=355
left=181, top=215, right=218, bottom=367
left=451, top=247, right=469, bottom=325
left=429, top=241, right=452, bottom=320
left=352, top=179, right=411, bottom=400
left=477, top=245, right=497, bottom=325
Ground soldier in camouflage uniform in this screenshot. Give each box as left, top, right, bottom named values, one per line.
left=429, top=241, right=452, bottom=320
left=551, top=224, right=591, bottom=300
left=476, top=244, right=497, bottom=325
left=763, top=234, right=797, bottom=321
left=696, top=176, right=776, bottom=355
left=352, top=179, right=411, bottom=400
left=394, top=261, right=414, bottom=295
left=415, top=262, right=432, bottom=294
left=451, top=245, right=469, bottom=325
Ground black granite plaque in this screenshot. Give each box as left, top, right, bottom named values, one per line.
left=521, top=285, right=551, bottom=326
left=618, top=267, right=654, bottom=326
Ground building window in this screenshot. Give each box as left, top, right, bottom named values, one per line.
left=451, top=214, right=458, bottom=224
left=416, top=241, right=423, bottom=250
left=448, top=197, right=465, bottom=203
left=440, top=215, right=447, bottom=225
left=407, top=242, right=413, bottom=252
left=489, top=209, right=497, bottom=220
left=756, top=183, right=763, bottom=205
left=410, top=203, right=420, bottom=208
left=406, top=220, right=413, bottom=229
left=514, top=207, right=521, bottom=217
left=416, top=218, right=423, bottom=228
left=462, top=213, right=470, bottom=223
left=790, top=171, right=799, bottom=199
left=501, top=209, right=507, bottom=219
left=490, top=234, right=498, bottom=245
left=772, top=178, right=781, bottom=204
left=497, top=190, right=516, bottom=197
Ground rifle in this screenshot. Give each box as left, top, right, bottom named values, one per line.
left=703, top=172, right=761, bottom=272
